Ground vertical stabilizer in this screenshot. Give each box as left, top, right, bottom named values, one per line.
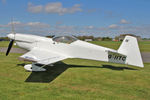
left=118, top=36, right=144, bottom=67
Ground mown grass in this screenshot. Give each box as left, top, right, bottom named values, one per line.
left=139, top=41, right=150, bottom=52
left=0, top=40, right=150, bottom=100
left=0, top=41, right=17, bottom=48
left=0, top=52, right=150, bottom=100
left=0, top=41, right=10, bottom=47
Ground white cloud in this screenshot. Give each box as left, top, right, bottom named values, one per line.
left=27, top=22, right=50, bottom=28
left=28, top=2, right=82, bottom=15
left=45, top=2, right=82, bottom=15
left=1, top=21, right=150, bottom=38
left=55, top=25, right=76, bottom=30
left=0, top=21, right=50, bottom=35
left=28, top=2, right=43, bottom=13
left=120, top=19, right=130, bottom=24
left=8, top=21, right=22, bottom=25
left=108, top=24, right=119, bottom=29
left=0, top=21, right=50, bottom=29
left=85, top=26, right=94, bottom=29
left=0, top=21, right=23, bottom=28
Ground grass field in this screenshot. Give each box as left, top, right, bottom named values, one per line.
left=0, top=41, right=9, bottom=47
left=0, top=41, right=150, bottom=100
left=0, top=41, right=17, bottom=48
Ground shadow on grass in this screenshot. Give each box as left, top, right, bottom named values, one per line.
left=24, top=62, right=69, bottom=83
left=17, top=62, right=137, bottom=83
left=69, top=65, right=137, bottom=70
left=100, top=65, right=137, bottom=70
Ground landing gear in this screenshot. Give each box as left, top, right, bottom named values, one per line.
left=24, top=63, right=46, bottom=72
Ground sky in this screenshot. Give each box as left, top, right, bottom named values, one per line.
left=0, top=0, right=150, bottom=38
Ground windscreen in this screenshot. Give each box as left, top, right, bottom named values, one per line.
left=53, top=36, right=77, bottom=44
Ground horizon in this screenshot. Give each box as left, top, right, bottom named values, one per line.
left=0, top=33, right=148, bottom=39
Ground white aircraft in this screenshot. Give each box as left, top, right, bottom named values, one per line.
left=6, top=30, right=144, bottom=71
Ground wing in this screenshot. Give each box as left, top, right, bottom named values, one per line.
left=19, top=48, right=68, bottom=65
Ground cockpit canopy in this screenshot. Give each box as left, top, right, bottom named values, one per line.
left=52, top=36, right=77, bottom=44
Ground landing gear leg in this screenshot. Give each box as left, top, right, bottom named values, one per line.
left=24, top=63, right=46, bottom=72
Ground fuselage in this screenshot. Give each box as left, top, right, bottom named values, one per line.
left=8, top=33, right=117, bottom=62
left=7, top=33, right=144, bottom=68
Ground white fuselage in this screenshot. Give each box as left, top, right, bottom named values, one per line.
left=7, top=33, right=144, bottom=68
left=8, top=33, right=117, bottom=63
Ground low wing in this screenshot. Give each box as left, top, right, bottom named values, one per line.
left=19, top=48, right=68, bottom=65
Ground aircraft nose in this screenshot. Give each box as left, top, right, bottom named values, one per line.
left=7, top=33, right=15, bottom=40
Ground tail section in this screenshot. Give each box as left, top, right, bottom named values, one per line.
left=118, top=36, right=144, bottom=67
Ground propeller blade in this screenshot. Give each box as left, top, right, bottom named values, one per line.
left=6, top=40, right=14, bottom=56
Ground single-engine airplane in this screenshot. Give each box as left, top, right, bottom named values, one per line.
left=6, top=26, right=144, bottom=71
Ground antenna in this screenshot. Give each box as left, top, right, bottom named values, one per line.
left=11, top=18, right=15, bottom=34
left=11, top=18, right=16, bottom=40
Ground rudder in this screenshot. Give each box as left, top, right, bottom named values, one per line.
left=118, top=36, right=144, bottom=67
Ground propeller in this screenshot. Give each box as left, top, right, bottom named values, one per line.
left=6, top=40, right=14, bottom=56
left=6, top=19, right=16, bottom=56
